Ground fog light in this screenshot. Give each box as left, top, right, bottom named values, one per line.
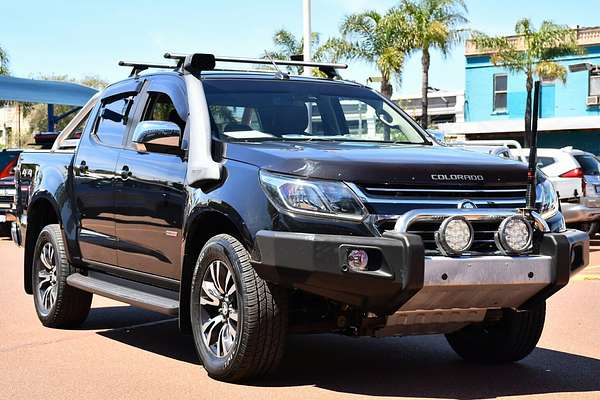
left=496, top=215, right=533, bottom=254
left=347, top=249, right=369, bottom=271
left=435, top=216, right=473, bottom=255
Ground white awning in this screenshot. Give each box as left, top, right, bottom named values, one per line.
left=0, top=76, right=97, bottom=106
left=438, top=115, right=600, bottom=135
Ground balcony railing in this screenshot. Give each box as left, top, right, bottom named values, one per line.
left=465, top=26, right=600, bottom=56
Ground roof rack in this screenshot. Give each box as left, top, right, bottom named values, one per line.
left=164, top=52, right=347, bottom=79
left=118, top=61, right=179, bottom=77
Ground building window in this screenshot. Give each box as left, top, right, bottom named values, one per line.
left=590, top=68, right=600, bottom=96
left=493, top=74, right=508, bottom=112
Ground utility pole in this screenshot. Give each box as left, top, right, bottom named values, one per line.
left=303, top=0, right=312, bottom=77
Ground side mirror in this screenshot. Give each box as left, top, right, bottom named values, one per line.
left=132, top=121, right=182, bottom=154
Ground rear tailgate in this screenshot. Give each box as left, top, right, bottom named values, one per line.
left=14, top=150, right=75, bottom=220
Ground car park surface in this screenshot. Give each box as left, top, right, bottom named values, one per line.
left=1, top=237, right=599, bottom=400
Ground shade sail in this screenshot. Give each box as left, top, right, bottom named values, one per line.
left=0, top=76, right=98, bottom=106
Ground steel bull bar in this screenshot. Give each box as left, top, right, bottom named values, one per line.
left=252, top=209, right=589, bottom=336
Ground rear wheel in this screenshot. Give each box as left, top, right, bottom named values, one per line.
left=32, top=224, right=92, bottom=327
left=190, top=234, right=287, bottom=382
left=445, top=302, right=546, bottom=363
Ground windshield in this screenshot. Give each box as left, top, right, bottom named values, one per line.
left=202, top=78, right=428, bottom=144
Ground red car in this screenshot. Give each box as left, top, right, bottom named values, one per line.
left=0, top=149, right=21, bottom=235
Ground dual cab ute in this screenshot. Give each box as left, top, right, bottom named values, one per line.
left=12, top=53, right=589, bottom=382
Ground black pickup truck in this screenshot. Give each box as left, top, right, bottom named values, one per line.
left=12, top=53, right=589, bottom=382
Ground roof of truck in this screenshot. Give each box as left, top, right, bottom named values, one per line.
left=107, top=70, right=363, bottom=89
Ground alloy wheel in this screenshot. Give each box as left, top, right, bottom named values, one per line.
left=199, top=260, right=239, bottom=358
left=36, top=242, right=58, bottom=315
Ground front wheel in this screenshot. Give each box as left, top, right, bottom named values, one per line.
left=445, top=302, right=546, bottom=363
left=190, top=234, right=287, bottom=382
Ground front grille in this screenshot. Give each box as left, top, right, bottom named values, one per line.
left=359, top=184, right=527, bottom=200
left=359, top=183, right=530, bottom=255
left=375, top=218, right=501, bottom=255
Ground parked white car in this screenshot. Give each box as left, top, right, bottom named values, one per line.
left=512, top=147, right=600, bottom=235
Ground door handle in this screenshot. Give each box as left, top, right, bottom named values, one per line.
left=78, top=160, right=89, bottom=174
left=120, top=165, right=132, bottom=180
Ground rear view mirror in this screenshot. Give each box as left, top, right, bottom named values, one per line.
left=132, top=121, right=182, bottom=155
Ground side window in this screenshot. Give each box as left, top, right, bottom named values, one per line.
left=537, top=157, right=556, bottom=168
left=493, top=74, right=508, bottom=112
left=590, top=68, right=600, bottom=96
left=131, top=92, right=184, bottom=153
left=142, top=92, right=185, bottom=131
left=95, top=95, right=136, bottom=147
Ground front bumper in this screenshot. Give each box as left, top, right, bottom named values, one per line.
left=252, top=229, right=589, bottom=315
left=561, top=201, right=600, bottom=223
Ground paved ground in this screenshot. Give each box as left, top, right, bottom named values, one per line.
left=1, top=236, right=599, bottom=400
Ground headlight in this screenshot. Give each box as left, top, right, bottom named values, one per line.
left=536, top=172, right=559, bottom=219
left=259, top=171, right=366, bottom=221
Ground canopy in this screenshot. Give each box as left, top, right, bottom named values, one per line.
left=0, top=76, right=97, bottom=106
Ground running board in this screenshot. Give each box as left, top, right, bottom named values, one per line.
left=66, top=273, right=179, bottom=316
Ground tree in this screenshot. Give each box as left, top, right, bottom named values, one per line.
left=397, top=0, right=468, bottom=129
left=472, top=19, right=581, bottom=145
left=323, top=10, right=411, bottom=100
left=0, top=44, right=8, bottom=76
left=264, top=29, right=328, bottom=75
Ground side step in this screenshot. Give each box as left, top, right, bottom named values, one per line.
left=66, top=273, right=179, bottom=316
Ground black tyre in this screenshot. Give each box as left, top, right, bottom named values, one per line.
left=190, top=234, right=287, bottom=382
left=32, top=224, right=92, bottom=327
left=445, top=302, right=546, bottom=363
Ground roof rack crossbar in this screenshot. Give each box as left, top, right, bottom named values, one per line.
left=164, top=52, right=346, bottom=78
left=118, top=61, right=179, bottom=77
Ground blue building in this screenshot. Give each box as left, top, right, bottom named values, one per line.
left=439, top=26, right=600, bottom=154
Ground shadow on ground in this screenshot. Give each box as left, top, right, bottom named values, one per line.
left=95, top=312, right=600, bottom=399
left=78, top=305, right=172, bottom=331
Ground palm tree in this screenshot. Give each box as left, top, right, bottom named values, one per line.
left=323, top=10, right=411, bottom=99
left=472, top=19, right=581, bottom=145
left=264, top=29, right=326, bottom=75
left=397, top=0, right=468, bottom=129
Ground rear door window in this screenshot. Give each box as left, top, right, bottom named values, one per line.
left=94, top=95, right=138, bottom=147
left=574, top=155, right=600, bottom=176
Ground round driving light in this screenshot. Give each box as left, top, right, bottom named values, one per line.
left=435, top=216, right=474, bottom=255
left=347, top=249, right=369, bottom=271
left=496, top=215, right=533, bottom=254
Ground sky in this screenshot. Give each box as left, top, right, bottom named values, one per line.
left=1, top=0, right=598, bottom=96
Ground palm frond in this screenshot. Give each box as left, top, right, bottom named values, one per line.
left=272, top=29, right=300, bottom=55
left=536, top=61, right=567, bottom=83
